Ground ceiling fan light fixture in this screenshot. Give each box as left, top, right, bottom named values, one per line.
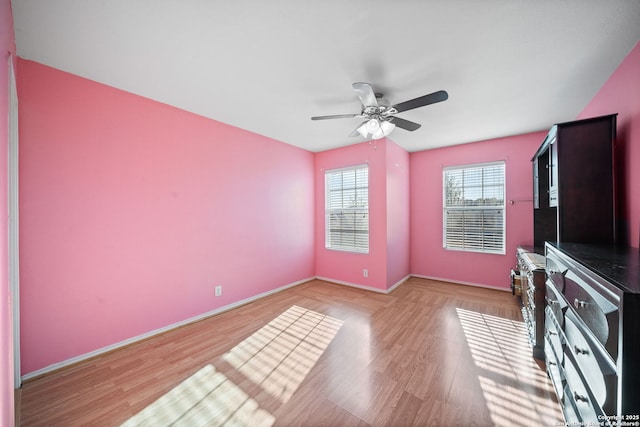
left=380, top=120, right=395, bottom=135
left=357, top=118, right=396, bottom=140
left=372, top=120, right=396, bottom=139
left=356, top=122, right=369, bottom=138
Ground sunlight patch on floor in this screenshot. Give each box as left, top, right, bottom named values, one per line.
left=120, top=364, right=274, bottom=427
left=456, top=308, right=563, bottom=427
left=121, top=305, right=343, bottom=426
left=223, top=305, right=344, bottom=404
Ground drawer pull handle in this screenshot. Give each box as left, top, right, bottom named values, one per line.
left=547, top=330, right=558, bottom=336
left=573, top=345, right=589, bottom=356
left=574, top=391, right=589, bottom=403
left=548, top=360, right=557, bottom=366
left=546, top=298, right=558, bottom=305
left=574, top=298, right=589, bottom=309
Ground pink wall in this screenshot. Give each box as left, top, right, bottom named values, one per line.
left=385, top=140, right=410, bottom=286
left=18, top=60, right=315, bottom=374
left=314, top=140, right=388, bottom=290
left=1, top=0, right=16, bottom=423
left=578, top=41, right=640, bottom=248
left=410, top=132, right=546, bottom=289
left=314, top=139, right=410, bottom=291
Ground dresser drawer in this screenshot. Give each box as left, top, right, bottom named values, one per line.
left=564, top=351, right=605, bottom=425
left=546, top=249, right=568, bottom=292
left=563, top=269, right=619, bottom=360
left=545, top=308, right=563, bottom=362
left=564, top=310, right=617, bottom=412
left=545, top=280, right=567, bottom=327
left=545, top=334, right=564, bottom=400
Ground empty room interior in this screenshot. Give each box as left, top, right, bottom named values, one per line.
left=2, top=1, right=640, bottom=426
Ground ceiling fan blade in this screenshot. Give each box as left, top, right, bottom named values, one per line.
left=392, top=90, right=448, bottom=113
left=311, top=114, right=358, bottom=120
left=388, top=116, right=422, bottom=132
left=352, top=82, right=378, bottom=108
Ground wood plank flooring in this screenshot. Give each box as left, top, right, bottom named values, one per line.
left=18, top=277, right=563, bottom=426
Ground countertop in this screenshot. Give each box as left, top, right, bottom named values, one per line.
left=547, top=242, right=640, bottom=294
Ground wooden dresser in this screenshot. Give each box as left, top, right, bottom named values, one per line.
left=544, top=242, right=640, bottom=425
left=513, top=246, right=546, bottom=359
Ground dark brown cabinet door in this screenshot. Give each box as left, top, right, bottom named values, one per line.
left=532, top=114, right=617, bottom=247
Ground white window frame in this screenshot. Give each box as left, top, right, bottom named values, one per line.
left=443, top=161, right=505, bottom=254
left=325, top=164, right=369, bottom=253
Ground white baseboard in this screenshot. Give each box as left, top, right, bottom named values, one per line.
left=315, top=274, right=410, bottom=294
left=21, top=276, right=314, bottom=382
left=410, top=274, right=511, bottom=292
left=387, top=275, right=410, bottom=293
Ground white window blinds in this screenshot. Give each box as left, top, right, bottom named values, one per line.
left=325, top=165, right=369, bottom=253
left=443, top=162, right=505, bottom=254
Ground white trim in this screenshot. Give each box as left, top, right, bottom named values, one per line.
left=21, top=276, right=314, bottom=382
left=315, top=276, right=386, bottom=293
left=315, top=275, right=410, bottom=294
left=442, top=161, right=506, bottom=254
left=410, top=274, right=511, bottom=292
left=8, top=54, right=21, bottom=388
left=324, top=164, right=369, bottom=253
left=442, top=160, right=505, bottom=172
left=387, top=274, right=410, bottom=293
left=323, top=163, right=369, bottom=175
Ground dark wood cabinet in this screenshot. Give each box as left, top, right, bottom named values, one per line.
left=532, top=114, right=617, bottom=247
left=544, top=242, right=640, bottom=425
left=523, top=114, right=635, bottom=424
left=514, top=246, right=546, bottom=359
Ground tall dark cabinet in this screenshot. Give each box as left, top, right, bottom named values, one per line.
left=526, top=113, right=635, bottom=425
left=532, top=114, right=617, bottom=248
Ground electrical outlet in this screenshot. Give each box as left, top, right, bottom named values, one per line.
left=363, top=269, right=368, bottom=278
left=215, top=285, right=222, bottom=297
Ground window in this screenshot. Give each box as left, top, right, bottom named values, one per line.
left=325, top=165, right=369, bottom=253
left=443, top=161, right=505, bottom=254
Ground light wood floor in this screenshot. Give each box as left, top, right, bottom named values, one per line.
left=18, top=277, right=563, bottom=426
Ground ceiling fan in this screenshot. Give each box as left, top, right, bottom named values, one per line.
left=311, top=82, right=448, bottom=140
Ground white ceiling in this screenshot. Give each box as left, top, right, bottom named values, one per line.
left=11, top=0, right=640, bottom=153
